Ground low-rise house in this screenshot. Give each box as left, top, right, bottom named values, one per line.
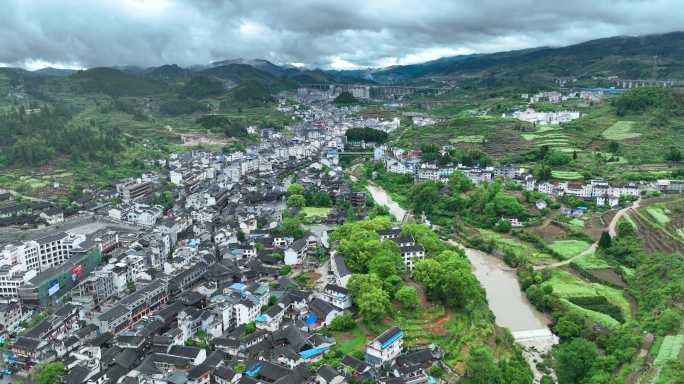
left=317, top=364, right=345, bottom=384
left=284, top=239, right=308, bottom=266
left=319, top=284, right=352, bottom=310
left=365, top=327, right=404, bottom=368
left=306, top=298, right=341, bottom=329
left=330, top=252, right=351, bottom=288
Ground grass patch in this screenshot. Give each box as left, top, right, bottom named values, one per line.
left=568, top=218, right=585, bottom=228
left=602, top=121, right=641, bottom=140
left=334, top=326, right=367, bottom=355
left=551, top=170, right=583, bottom=180
left=654, top=335, right=684, bottom=366
left=301, top=207, right=332, bottom=218
left=521, top=133, right=538, bottom=141
left=549, top=240, right=592, bottom=259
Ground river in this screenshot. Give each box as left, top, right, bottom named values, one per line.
left=366, top=184, right=407, bottom=221
left=367, top=184, right=558, bottom=384
left=365, top=182, right=557, bottom=382
left=366, top=183, right=547, bottom=331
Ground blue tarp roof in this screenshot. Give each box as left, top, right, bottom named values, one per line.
left=229, top=283, right=246, bottom=290
left=381, top=330, right=404, bottom=350
left=299, top=345, right=330, bottom=359
left=305, top=313, right=317, bottom=325
left=245, top=362, right=263, bottom=377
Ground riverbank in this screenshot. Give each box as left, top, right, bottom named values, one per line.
left=365, top=182, right=558, bottom=383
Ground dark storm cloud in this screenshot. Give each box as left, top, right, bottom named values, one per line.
left=1, top=0, right=683, bottom=69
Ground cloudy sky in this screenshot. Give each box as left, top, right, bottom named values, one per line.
left=2, top=0, right=683, bottom=70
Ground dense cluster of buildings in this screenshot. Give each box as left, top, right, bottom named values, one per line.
left=510, top=109, right=581, bottom=125
left=0, top=99, right=445, bottom=384
left=376, top=145, right=676, bottom=215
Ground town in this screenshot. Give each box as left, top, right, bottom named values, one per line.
left=0, top=98, right=444, bottom=384
left=2, top=7, right=684, bottom=384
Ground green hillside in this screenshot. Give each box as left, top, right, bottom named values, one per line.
left=71, top=67, right=167, bottom=96
left=366, top=32, right=684, bottom=84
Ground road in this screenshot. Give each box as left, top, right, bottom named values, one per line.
left=534, top=199, right=640, bottom=271
left=0, top=188, right=49, bottom=203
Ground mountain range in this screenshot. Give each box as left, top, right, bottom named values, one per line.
left=2, top=31, right=684, bottom=97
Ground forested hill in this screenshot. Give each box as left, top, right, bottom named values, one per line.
left=358, top=32, right=684, bottom=83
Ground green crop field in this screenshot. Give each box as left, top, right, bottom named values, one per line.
left=568, top=218, right=585, bottom=228
left=549, top=240, right=592, bottom=259
left=552, top=170, right=583, bottom=180
left=654, top=335, right=684, bottom=366
left=602, top=121, right=641, bottom=140
left=536, top=125, right=562, bottom=133
left=544, top=270, right=631, bottom=321
left=561, top=299, right=621, bottom=329
left=646, top=207, right=671, bottom=225
left=572, top=251, right=611, bottom=270
left=450, top=135, right=484, bottom=143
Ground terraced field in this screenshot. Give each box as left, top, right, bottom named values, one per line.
left=631, top=198, right=684, bottom=255
left=551, top=170, right=583, bottom=180
left=450, top=135, right=484, bottom=143
left=654, top=335, right=684, bottom=366
left=548, top=240, right=592, bottom=259
left=543, top=269, right=631, bottom=328
left=602, top=121, right=641, bottom=140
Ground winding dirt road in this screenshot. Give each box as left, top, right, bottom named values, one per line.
left=534, top=199, right=640, bottom=271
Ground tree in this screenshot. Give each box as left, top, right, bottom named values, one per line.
left=328, top=314, right=356, bottom=332
left=448, top=171, right=473, bottom=193
left=279, top=265, right=292, bottom=275
left=554, top=338, right=598, bottom=384
left=345, top=127, right=389, bottom=143
left=464, top=347, right=501, bottom=384
left=357, top=287, right=390, bottom=322
left=234, top=362, right=246, bottom=373
left=410, top=181, right=441, bottom=215
left=347, top=273, right=383, bottom=300
left=413, top=250, right=483, bottom=309
left=280, top=217, right=304, bottom=239
left=161, top=190, right=174, bottom=209
left=368, top=251, right=404, bottom=279
left=31, top=362, right=66, bottom=384
left=420, top=144, right=439, bottom=162
left=395, top=286, right=420, bottom=309
left=547, top=150, right=572, bottom=166
left=494, top=218, right=512, bottom=233
left=666, top=146, right=683, bottom=163
left=245, top=322, right=257, bottom=335
left=608, top=141, right=620, bottom=154
left=598, top=231, right=612, bottom=249
left=287, top=183, right=305, bottom=196
left=334, top=91, right=358, bottom=105
left=287, top=194, right=306, bottom=208
left=617, top=220, right=636, bottom=238
left=554, top=316, right=584, bottom=340
left=657, top=308, right=682, bottom=335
